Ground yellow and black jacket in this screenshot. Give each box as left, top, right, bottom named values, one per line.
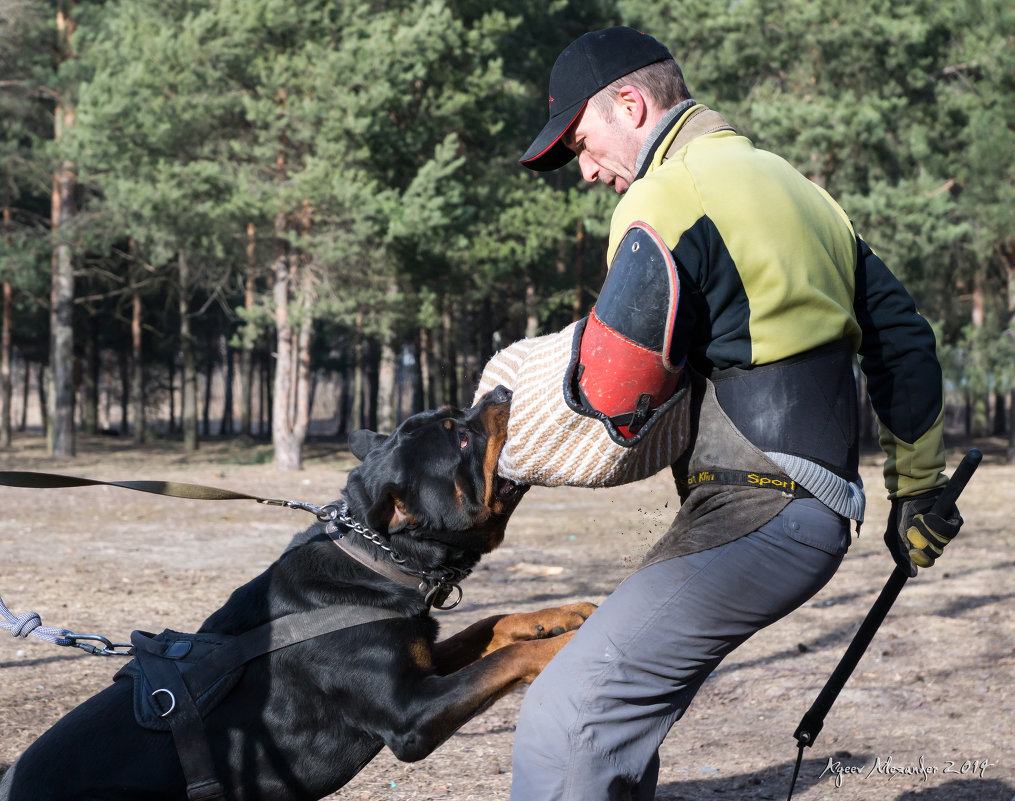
left=611, top=104, right=946, bottom=499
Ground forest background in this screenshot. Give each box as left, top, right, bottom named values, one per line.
left=1, top=0, right=1013, bottom=470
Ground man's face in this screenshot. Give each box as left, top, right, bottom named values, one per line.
left=564, top=100, right=643, bottom=194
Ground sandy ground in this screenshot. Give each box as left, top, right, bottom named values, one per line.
left=1, top=433, right=1013, bottom=800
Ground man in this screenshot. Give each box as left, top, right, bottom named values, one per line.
left=509, top=26, right=961, bottom=801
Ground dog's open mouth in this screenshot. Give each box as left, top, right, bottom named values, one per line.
left=495, top=474, right=527, bottom=502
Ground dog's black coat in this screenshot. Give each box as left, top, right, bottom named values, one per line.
left=0, top=388, right=590, bottom=801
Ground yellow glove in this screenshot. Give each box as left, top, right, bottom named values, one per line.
left=884, top=490, right=963, bottom=577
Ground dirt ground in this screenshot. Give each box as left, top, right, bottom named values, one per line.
left=1, top=433, right=1013, bottom=801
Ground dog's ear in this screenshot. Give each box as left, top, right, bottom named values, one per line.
left=388, top=497, right=417, bottom=534
left=349, top=429, right=387, bottom=462
left=366, top=492, right=418, bottom=535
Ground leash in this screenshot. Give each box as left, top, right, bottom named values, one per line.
left=1, top=470, right=472, bottom=798
left=785, top=448, right=982, bottom=800
left=1, top=469, right=343, bottom=657
left=1, top=471, right=471, bottom=655
left=0, top=469, right=335, bottom=514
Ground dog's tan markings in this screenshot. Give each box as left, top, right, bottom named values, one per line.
left=443, top=419, right=453, bottom=430
left=408, top=637, right=433, bottom=671
left=388, top=498, right=418, bottom=533
left=479, top=402, right=510, bottom=508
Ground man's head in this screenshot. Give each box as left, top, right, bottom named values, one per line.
left=520, top=27, right=690, bottom=187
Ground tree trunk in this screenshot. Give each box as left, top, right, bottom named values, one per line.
left=19, top=354, right=30, bottom=432
left=48, top=3, right=76, bottom=458
left=130, top=242, right=145, bottom=443
left=240, top=222, right=257, bottom=436
left=294, top=266, right=313, bottom=441
left=49, top=191, right=75, bottom=456
left=969, top=272, right=988, bottom=437
left=272, top=226, right=295, bottom=468
left=262, top=351, right=272, bottom=437
left=1004, top=243, right=1015, bottom=463
left=418, top=327, right=433, bottom=412
left=460, top=313, right=481, bottom=407
left=1, top=204, right=11, bottom=448
left=1008, top=388, right=1015, bottom=464
left=167, top=353, right=176, bottom=434
left=131, top=294, right=144, bottom=441
left=377, top=337, right=398, bottom=432
left=993, top=391, right=1006, bottom=436
left=524, top=281, right=538, bottom=339
left=374, top=278, right=400, bottom=433
left=82, top=315, right=99, bottom=434
left=202, top=336, right=214, bottom=437
left=179, top=252, right=198, bottom=450
left=365, top=337, right=378, bottom=432
left=36, top=362, right=47, bottom=432
left=221, top=336, right=234, bottom=436
left=442, top=306, right=458, bottom=409
left=350, top=312, right=364, bottom=433
left=118, top=345, right=129, bottom=434
left=271, top=218, right=312, bottom=471
left=1, top=277, right=10, bottom=448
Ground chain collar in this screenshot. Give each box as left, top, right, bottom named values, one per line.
left=325, top=502, right=469, bottom=610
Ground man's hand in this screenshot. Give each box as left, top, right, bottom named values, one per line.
left=884, top=490, right=963, bottom=577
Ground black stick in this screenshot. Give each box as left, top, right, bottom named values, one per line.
left=785, top=449, right=982, bottom=800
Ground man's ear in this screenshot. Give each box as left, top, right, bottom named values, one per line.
left=349, top=429, right=387, bottom=462
left=616, top=84, right=648, bottom=128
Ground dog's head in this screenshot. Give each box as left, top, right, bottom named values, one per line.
left=343, top=385, right=527, bottom=566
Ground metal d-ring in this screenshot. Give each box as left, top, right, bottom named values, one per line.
left=428, top=583, right=463, bottom=610
left=151, top=688, right=177, bottom=717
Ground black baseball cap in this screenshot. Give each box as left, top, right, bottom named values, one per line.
left=520, top=27, right=672, bottom=172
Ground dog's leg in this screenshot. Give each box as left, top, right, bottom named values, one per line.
left=432, top=602, right=594, bottom=674
left=384, top=631, right=577, bottom=762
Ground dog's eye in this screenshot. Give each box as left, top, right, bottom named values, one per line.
left=458, top=430, right=469, bottom=450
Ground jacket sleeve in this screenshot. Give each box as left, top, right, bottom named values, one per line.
left=853, top=237, right=947, bottom=498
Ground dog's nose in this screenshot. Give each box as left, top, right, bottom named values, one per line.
left=486, top=385, right=512, bottom=405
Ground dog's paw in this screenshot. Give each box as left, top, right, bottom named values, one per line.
left=517, top=628, right=579, bottom=683
left=488, top=602, right=597, bottom=650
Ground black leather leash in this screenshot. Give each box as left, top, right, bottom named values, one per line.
left=785, top=448, right=981, bottom=800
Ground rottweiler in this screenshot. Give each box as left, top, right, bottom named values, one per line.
left=0, top=386, right=594, bottom=801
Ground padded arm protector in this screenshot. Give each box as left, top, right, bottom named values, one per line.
left=576, top=221, right=685, bottom=438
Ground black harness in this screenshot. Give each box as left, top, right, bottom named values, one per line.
left=123, top=603, right=401, bottom=800
left=117, top=508, right=458, bottom=801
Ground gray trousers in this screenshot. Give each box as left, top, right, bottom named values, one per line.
left=510, top=498, right=850, bottom=801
